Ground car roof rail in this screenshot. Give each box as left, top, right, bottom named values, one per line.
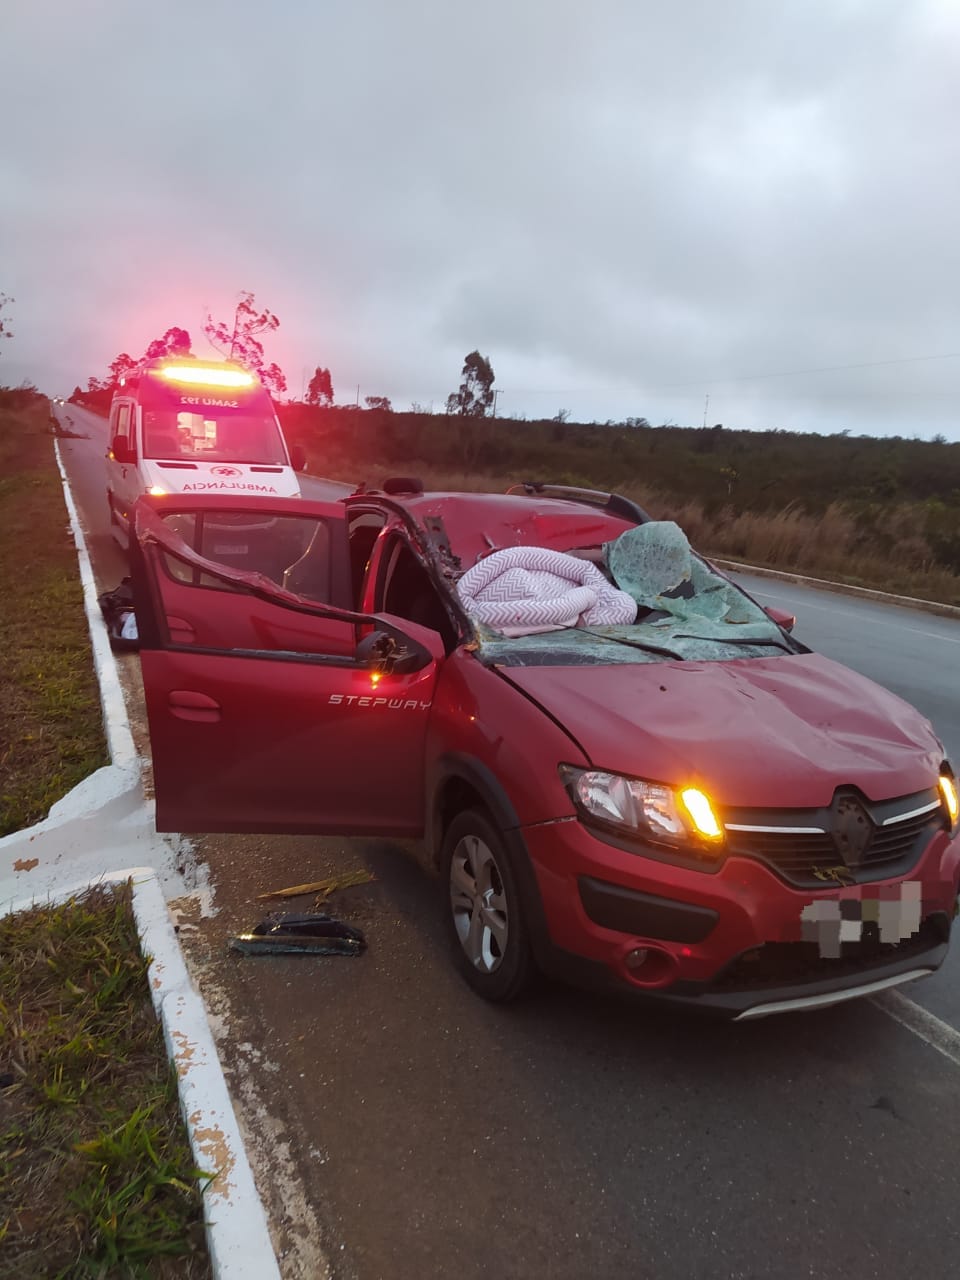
left=506, top=482, right=650, bottom=524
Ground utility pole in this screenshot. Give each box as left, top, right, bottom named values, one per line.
left=703, top=393, right=709, bottom=429
left=491, top=388, right=503, bottom=418
left=356, top=384, right=360, bottom=407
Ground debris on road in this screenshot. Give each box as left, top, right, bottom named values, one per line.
left=230, top=911, right=367, bottom=957
left=96, top=577, right=139, bottom=651
left=256, top=869, right=375, bottom=902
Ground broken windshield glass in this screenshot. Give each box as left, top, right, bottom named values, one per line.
left=473, top=618, right=793, bottom=667
left=464, top=521, right=798, bottom=666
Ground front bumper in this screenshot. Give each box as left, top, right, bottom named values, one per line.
left=522, top=815, right=960, bottom=1018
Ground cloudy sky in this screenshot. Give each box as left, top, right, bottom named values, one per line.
left=3, top=0, right=959, bottom=439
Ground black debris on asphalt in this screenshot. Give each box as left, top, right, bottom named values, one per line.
left=230, top=912, right=367, bottom=957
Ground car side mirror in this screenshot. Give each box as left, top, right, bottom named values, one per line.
left=289, top=443, right=307, bottom=472
left=764, top=605, right=796, bottom=633
left=110, top=434, right=136, bottom=463
left=356, top=628, right=431, bottom=676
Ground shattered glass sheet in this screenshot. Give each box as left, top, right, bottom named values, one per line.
left=474, top=620, right=788, bottom=666
left=604, top=521, right=758, bottom=625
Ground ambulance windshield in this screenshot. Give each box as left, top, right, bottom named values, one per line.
left=142, top=409, right=287, bottom=465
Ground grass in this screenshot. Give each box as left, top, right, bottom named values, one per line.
left=0, top=881, right=212, bottom=1279
left=646, top=493, right=960, bottom=605
left=0, top=393, right=109, bottom=834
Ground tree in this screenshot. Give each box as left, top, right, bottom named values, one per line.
left=96, top=330, right=194, bottom=397
left=108, top=352, right=139, bottom=385
left=449, top=350, right=495, bottom=417
left=144, top=326, right=192, bottom=360
left=365, top=395, right=392, bottom=412
left=0, top=293, right=12, bottom=353
left=204, top=292, right=287, bottom=395
left=306, top=367, right=334, bottom=407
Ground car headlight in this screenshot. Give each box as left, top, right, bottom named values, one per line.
left=560, top=765, right=724, bottom=852
left=940, top=769, right=959, bottom=829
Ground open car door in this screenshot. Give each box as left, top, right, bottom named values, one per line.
left=131, top=495, right=443, bottom=836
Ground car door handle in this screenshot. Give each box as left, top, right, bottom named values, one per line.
left=168, top=690, right=221, bottom=723
left=166, top=615, right=196, bottom=644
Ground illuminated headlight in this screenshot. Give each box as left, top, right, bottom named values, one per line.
left=941, top=769, right=959, bottom=829
left=560, top=765, right=724, bottom=851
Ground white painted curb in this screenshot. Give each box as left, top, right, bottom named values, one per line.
left=6, top=870, right=280, bottom=1280
left=54, top=436, right=137, bottom=770
left=0, top=431, right=281, bottom=1278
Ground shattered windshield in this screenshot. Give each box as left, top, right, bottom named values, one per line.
left=473, top=618, right=793, bottom=667
left=457, top=519, right=799, bottom=666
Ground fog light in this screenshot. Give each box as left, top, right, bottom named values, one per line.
left=620, top=943, right=679, bottom=989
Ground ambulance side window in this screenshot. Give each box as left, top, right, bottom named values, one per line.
left=115, top=404, right=132, bottom=441
left=109, top=402, right=135, bottom=462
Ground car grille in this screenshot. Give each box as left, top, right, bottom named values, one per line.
left=723, top=788, right=943, bottom=887
left=712, top=914, right=950, bottom=991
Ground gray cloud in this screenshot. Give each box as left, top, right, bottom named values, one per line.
left=3, top=0, right=959, bottom=438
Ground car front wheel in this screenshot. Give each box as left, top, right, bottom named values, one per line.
left=443, top=808, right=535, bottom=1002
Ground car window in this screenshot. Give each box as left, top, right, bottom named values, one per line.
left=377, top=535, right=457, bottom=650
left=348, top=511, right=388, bottom=607
left=157, top=510, right=334, bottom=601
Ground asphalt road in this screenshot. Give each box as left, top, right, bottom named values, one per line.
left=53, top=403, right=960, bottom=1280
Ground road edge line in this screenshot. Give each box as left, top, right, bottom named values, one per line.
left=54, top=436, right=138, bottom=770
left=871, top=989, right=960, bottom=1068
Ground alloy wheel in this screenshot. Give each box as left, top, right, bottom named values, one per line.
left=449, top=832, right=509, bottom=973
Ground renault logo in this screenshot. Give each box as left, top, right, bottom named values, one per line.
left=830, top=794, right=873, bottom=867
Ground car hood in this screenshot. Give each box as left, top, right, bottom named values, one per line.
left=498, top=653, right=944, bottom=808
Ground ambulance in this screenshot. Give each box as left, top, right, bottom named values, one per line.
left=105, top=358, right=305, bottom=545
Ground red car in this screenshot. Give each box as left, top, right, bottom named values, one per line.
left=130, top=481, right=960, bottom=1020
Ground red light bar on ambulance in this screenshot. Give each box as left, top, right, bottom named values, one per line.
left=158, top=365, right=255, bottom=388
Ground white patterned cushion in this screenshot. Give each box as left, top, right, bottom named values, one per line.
left=457, top=546, right=638, bottom=636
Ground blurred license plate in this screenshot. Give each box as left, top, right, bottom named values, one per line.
left=214, top=543, right=248, bottom=555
